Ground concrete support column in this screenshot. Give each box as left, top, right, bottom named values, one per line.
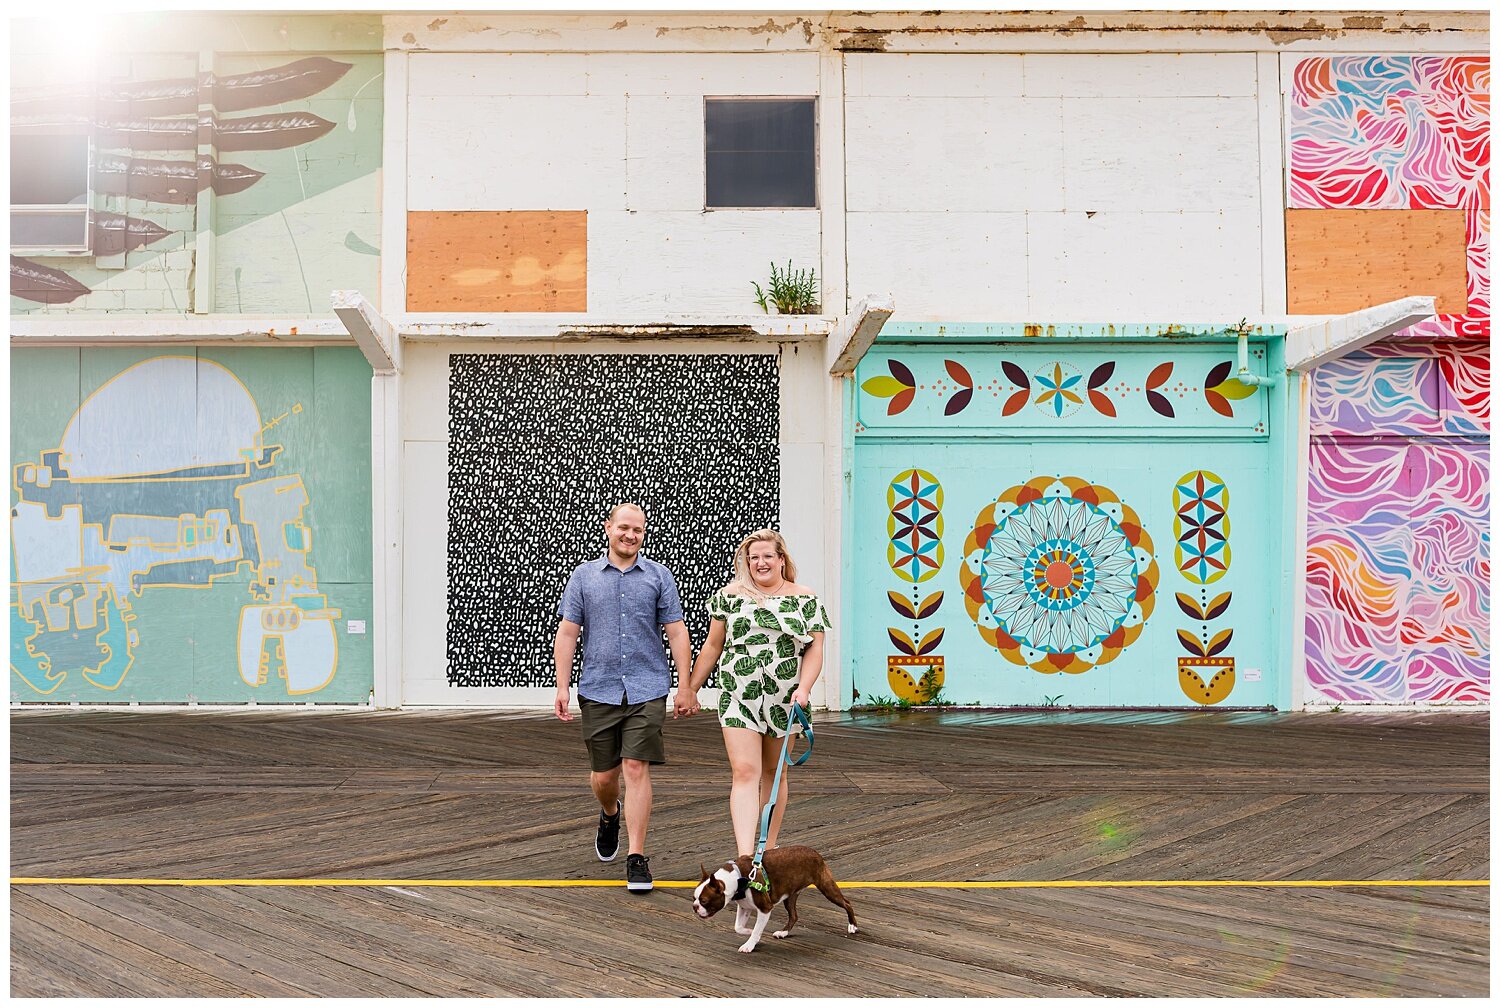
left=371, top=370, right=403, bottom=708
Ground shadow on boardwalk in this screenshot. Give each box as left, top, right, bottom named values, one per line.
left=9, top=707, right=1490, bottom=996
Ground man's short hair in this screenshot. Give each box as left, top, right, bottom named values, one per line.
left=608, top=501, right=646, bottom=522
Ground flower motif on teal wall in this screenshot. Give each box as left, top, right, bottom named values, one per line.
left=1032, top=362, right=1085, bottom=418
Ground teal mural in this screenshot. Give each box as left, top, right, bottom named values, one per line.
left=10, top=14, right=382, bottom=315
left=10, top=348, right=373, bottom=703
left=850, top=334, right=1291, bottom=709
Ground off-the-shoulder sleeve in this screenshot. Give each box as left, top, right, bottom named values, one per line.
left=802, top=594, right=831, bottom=634
left=705, top=589, right=729, bottom=621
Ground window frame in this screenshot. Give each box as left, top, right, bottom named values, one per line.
left=702, top=95, right=819, bottom=211
left=10, top=123, right=93, bottom=256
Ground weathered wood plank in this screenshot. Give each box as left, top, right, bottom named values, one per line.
left=8, top=708, right=1488, bottom=997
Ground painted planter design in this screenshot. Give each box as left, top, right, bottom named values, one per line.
left=1178, top=656, right=1236, bottom=705
left=961, top=476, right=1158, bottom=674
left=887, top=469, right=944, bottom=583
left=887, top=655, right=945, bottom=703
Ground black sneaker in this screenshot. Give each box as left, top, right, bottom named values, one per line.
left=595, top=805, right=621, bottom=862
left=625, top=853, right=653, bottom=892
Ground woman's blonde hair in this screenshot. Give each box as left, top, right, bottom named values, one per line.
left=732, top=529, right=798, bottom=596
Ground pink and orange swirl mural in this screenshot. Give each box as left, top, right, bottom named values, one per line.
left=1290, top=56, right=1489, bottom=703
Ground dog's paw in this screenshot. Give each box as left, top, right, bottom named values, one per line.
left=773, top=930, right=790, bottom=939
left=737, top=942, right=757, bottom=954
left=847, top=925, right=859, bottom=935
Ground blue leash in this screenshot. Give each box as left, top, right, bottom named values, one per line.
left=745, top=703, right=813, bottom=894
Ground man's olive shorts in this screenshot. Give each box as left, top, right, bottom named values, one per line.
left=579, top=694, right=667, bottom=772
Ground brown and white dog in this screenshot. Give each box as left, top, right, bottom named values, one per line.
left=691, top=845, right=858, bottom=953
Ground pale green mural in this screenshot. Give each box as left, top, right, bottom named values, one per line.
left=10, top=14, right=383, bottom=315
left=10, top=348, right=373, bottom=703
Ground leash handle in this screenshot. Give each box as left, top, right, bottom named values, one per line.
left=785, top=702, right=813, bottom=766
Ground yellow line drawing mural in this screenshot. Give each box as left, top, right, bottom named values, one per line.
left=10, top=356, right=339, bottom=698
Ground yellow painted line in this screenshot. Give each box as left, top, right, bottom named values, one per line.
left=10, top=877, right=1488, bottom=890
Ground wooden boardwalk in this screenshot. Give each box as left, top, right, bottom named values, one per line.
left=9, top=707, right=1490, bottom=997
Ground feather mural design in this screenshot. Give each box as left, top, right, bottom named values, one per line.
left=11, top=56, right=352, bottom=118
left=90, top=212, right=174, bottom=256
left=93, top=154, right=265, bottom=205
left=10, top=56, right=356, bottom=305
left=10, top=257, right=92, bottom=304
left=95, top=112, right=337, bottom=152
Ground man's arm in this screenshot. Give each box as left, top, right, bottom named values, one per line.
left=554, top=618, right=581, bottom=721
left=664, top=620, right=693, bottom=716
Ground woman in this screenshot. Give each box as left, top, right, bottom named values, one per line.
left=683, top=529, right=830, bottom=857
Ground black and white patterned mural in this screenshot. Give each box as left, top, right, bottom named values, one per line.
left=447, top=353, right=781, bottom=688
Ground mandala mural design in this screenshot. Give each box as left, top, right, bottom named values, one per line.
left=961, top=476, right=1158, bottom=674
left=1173, top=470, right=1232, bottom=584
left=887, top=469, right=944, bottom=584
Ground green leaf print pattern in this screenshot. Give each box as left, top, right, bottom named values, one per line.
left=707, top=589, right=830, bottom=736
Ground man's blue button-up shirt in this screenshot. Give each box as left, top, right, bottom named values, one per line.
left=559, top=554, right=685, bottom=705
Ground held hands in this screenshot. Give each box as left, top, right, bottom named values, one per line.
left=554, top=686, right=573, bottom=721
left=673, top=688, right=702, bottom=718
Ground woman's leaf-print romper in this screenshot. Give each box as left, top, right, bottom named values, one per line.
left=707, top=590, right=831, bottom=736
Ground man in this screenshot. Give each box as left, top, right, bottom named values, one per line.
left=554, top=502, right=696, bottom=892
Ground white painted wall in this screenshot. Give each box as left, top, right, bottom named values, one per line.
left=406, top=52, right=824, bottom=315
left=844, top=51, right=1267, bottom=319
left=400, top=339, right=833, bottom=708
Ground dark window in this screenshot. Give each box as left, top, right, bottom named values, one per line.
left=704, top=98, right=816, bottom=208
left=11, top=129, right=90, bottom=251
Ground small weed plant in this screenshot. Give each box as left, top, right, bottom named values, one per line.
left=751, top=260, right=820, bottom=314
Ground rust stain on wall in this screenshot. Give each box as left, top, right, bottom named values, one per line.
left=655, top=17, right=815, bottom=40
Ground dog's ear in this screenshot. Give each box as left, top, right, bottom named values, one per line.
left=700, top=863, right=709, bottom=881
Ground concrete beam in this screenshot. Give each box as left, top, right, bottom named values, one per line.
left=332, top=290, right=401, bottom=374
left=400, top=313, right=836, bottom=342
left=8, top=315, right=348, bottom=345
left=828, top=295, right=895, bottom=376
left=1285, top=296, right=1437, bottom=372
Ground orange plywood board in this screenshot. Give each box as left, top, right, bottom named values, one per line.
left=407, top=211, right=587, bottom=312
left=1285, top=209, right=1468, bottom=315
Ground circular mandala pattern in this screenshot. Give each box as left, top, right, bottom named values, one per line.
left=961, top=476, right=1158, bottom=675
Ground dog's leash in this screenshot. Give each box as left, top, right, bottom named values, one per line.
left=744, top=703, right=813, bottom=895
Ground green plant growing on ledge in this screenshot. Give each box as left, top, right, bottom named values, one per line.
left=923, top=687, right=957, bottom=708
left=751, top=260, right=819, bottom=315
left=1042, top=694, right=1064, bottom=708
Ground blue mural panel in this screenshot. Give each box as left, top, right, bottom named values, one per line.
left=850, top=341, right=1287, bottom=709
